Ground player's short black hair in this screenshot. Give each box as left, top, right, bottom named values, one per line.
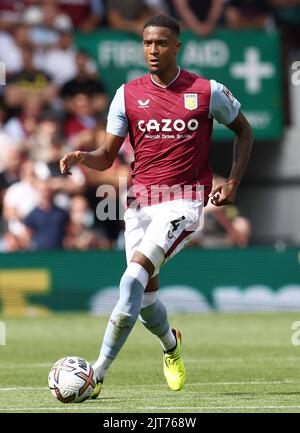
left=143, top=15, right=180, bottom=36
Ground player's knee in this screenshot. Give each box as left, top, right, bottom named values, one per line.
left=118, top=275, right=142, bottom=313
left=118, top=262, right=149, bottom=316
left=136, top=241, right=165, bottom=276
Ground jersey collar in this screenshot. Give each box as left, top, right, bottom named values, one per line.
left=150, top=67, right=181, bottom=88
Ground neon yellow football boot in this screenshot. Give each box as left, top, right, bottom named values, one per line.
left=163, top=328, right=186, bottom=391
left=90, top=379, right=103, bottom=399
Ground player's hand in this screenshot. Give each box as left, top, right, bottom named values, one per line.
left=209, top=179, right=240, bottom=207
left=60, top=151, right=84, bottom=175
left=196, top=22, right=214, bottom=37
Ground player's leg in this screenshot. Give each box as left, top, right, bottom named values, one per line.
left=92, top=200, right=199, bottom=396
left=136, top=200, right=203, bottom=391
left=91, top=255, right=153, bottom=394
left=139, top=273, right=185, bottom=391
left=91, top=207, right=151, bottom=397
left=140, top=274, right=176, bottom=352
left=132, top=244, right=185, bottom=391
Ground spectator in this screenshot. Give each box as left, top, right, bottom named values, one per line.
left=2, top=160, right=38, bottom=245
left=82, top=119, right=131, bottom=193
left=33, top=140, right=86, bottom=199
left=64, top=194, right=111, bottom=250
left=23, top=180, right=69, bottom=250
left=83, top=151, right=131, bottom=249
left=0, top=23, right=35, bottom=86
left=3, top=95, right=44, bottom=148
left=0, top=147, right=22, bottom=237
left=269, top=0, right=300, bottom=58
left=59, top=0, right=104, bottom=32
left=188, top=174, right=251, bottom=248
left=0, top=131, right=21, bottom=171
left=195, top=203, right=251, bottom=248
left=64, top=92, right=98, bottom=147
left=71, top=118, right=131, bottom=247
left=23, top=0, right=73, bottom=49
left=225, top=0, right=271, bottom=29
left=4, top=45, right=57, bottom=110
left=163, top=0, right=180, bottom=19
left=269, top=1, right=300, bottom=125
left=0, top=99, right=7, bottom=134
left=60, top=50, right=108, bottom=114
left=106, top=0, right=162, bottom=34
left=0, top=98, right=16, bottom=168
left=63, top=119, right=103, bottom=153
left=144, top=0, right=170, bottom=13
left=37, top=29, right=77, bottom=86
left=12, top=21, right=34, bottom=50
left=0, top=25, right=30, bottom=77
left=0, top=147, right=22, bottom=197
left=0, top=0, right=25, bottom=31
left=172, top=0, right=224, bottom=36
left=27, top=111, right=63, bottom=161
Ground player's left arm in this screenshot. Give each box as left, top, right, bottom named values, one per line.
left=208, top=80, right=253, bottom=206
left=210, top=111, right=253, bottom=206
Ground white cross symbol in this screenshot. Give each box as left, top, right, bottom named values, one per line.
left=230, top=47, right=275, bottom=94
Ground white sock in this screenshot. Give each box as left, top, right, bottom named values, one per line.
left=159, top=328, right=176, bottom=352
left=92, top=354, right=113, bottom=381
left=93, top=262, right=149, bottom=381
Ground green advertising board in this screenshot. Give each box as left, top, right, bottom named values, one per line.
left=75, top=29, right=283, bottom=141
left=0, top=248, right=299, bottom=316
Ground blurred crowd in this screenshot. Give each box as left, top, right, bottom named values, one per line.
left=0, top=0, right=299, bottom=252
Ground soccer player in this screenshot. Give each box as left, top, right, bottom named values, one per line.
left=60, top=14, right=253, bottom=397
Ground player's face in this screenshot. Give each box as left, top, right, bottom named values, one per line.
left=143, top=26, right=181, bottom=76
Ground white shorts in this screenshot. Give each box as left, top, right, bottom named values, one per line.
left=124, top=199, right=203, bottom=273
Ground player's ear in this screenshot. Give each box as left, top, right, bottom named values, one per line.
left=175, top=40, right=182, bottom=53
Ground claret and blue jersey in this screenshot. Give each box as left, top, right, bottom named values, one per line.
left=107, top=68, right=241, bottom=204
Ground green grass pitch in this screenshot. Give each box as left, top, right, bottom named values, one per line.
left=0, top=312, right=299, bottom=413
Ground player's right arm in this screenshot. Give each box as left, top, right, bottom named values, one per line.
left=60, top=85, right=128, bottom=175
left=60, top=133, right=125, bottom=174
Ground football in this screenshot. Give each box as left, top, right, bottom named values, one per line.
left=48, top=356, right=96, bottom=403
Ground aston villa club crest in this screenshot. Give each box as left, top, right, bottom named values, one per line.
left=184, top=93, right=198, bottom=110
